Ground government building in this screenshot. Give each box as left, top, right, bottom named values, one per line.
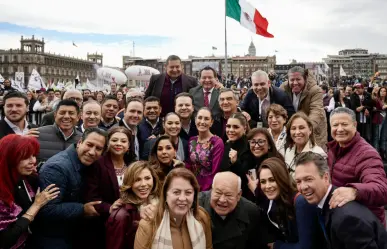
left=0, top=36, right=102, bottom=87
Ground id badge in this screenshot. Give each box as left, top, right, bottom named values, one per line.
left=257, top=122, right=263, bottom=128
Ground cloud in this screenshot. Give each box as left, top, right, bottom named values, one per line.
left=0, top=0, right=386, bottom=67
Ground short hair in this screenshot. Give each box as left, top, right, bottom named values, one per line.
left=81, top=127, right=108, bottom=150
left=144, top=96, right=161, bottom=105
left=83, top=89, right=91, bottom=93
left=82, top=100, right=100, bottom=110
left=330, top=107, right=356, bottom=122
left=174, top=92, right=193, bottom=105
left=294, top=151, right=330, bottom=178
left=101, top=95, right=118, bottom=105
left=47, top=88, right=55, bottom=94
left=218, top=88, right=239, bottom=101
left=321, top=84, right=329, bottom=92
left=55, top=99, right=80, bottom=114
left=251, top=70, right=269, bottom=81
left=54, top=90, right=61, bottom=94
left=3, top=91, right=29, bottom=106
left=288, top=66, right=308, bottom=80
left=212, top=172, right=242, bottom=191
left=126, top=97, right=143, bottom=109
left=166, top=55, right=181, bottom=65
left=199, top=66, right=217, bottom=78
left=266, top=104, right=288, bottom=121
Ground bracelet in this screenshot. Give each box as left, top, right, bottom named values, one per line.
left=24, top=212, right=34, bottom=221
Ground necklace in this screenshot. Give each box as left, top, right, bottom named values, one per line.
left=114, top=164, right=127, bottom=182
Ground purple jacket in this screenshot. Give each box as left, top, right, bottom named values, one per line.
left=327, top=132, right=387, bottom=226
left=186, top=135, right=224, bottom=191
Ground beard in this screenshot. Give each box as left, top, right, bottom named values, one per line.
left=6, top=111, right=26, bottom=123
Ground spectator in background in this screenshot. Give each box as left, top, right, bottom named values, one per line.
left=116, top=90, right=126, bottom=110
left=99, top=95, right=120, bottom=131
left=96, top=91, right=105, bottom=104
left=79, top=101, right=101, bottom=133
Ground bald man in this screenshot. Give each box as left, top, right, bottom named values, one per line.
left=199, top=172, right=266, bottom=249
left=40, top=89, right=83, bottom=126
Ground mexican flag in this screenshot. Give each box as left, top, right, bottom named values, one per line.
left=226, top=0, right=274, bottom=38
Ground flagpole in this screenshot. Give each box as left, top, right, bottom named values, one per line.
left=224, top=0, right=228, bottom=81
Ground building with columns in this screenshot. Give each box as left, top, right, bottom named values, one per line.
left=0, top=35, right=102, bottom=87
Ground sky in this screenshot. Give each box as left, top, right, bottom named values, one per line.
left=0, top=0, right=386, bottom=68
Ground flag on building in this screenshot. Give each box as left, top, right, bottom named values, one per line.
left=212, top=46, right=217, bottom=50
left=324, top=62, right=330, bottom=72
left=317, top=66, right=326, bottom=77
left=340, top=66, right=347, bottom=77
left=73, top=41, right=78, bottom=47
left=226, top=0, right=274, bottom=38
left=28, top=69, right=47, bottom=90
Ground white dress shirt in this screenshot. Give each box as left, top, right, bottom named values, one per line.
left=318, top=184, right=333, bottom=209
left=203, top=87, right=214, bottom=104
left=4, top=117, right=29, bottom=135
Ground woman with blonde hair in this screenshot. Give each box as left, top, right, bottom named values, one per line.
left=134, top=168, right=212, bottom=249
left=106, top=161, right=160, bottom=249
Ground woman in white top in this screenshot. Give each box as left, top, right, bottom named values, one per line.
left=266, top=104, right=288, bottom=156
left=284, top=112, right=326, bottom=177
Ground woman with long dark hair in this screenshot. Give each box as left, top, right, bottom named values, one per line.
left=377, top=87, right=387, bottom=159
left=83, top=126, right=137, bottom=249
left=0, top=134, right=59, bottom=249
left=248, top=157, right=323, bottom=249
left=106, top=161, right=160, bottom=249
left=149, top=135, right=185, bottom=184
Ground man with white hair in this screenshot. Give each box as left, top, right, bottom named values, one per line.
left=199, top=172, right=266, bottom=249
left=241, top=70, right=294, bottom=128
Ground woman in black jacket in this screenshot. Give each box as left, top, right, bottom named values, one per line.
left=333, top=88, right=351, bottom=109
left=0, top=134, right=59, bottom=249
left=220, top=112, right=251, bottom=198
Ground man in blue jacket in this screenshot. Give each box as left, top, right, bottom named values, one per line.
left=241, top=70, right=295, bottom=128
left=32, top=128, right=107, bottom=249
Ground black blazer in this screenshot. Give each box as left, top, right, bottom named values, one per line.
left=189, top=85, right=221, bottom=118
left=0, top=119, right=38, bottom=140
left=241, top=87, right=295, bottom=127
left=144, top=73, right=198, bottom=99
left=350, top=92, right=374, bottom=123
left=322, top=187, right=387, bottom=249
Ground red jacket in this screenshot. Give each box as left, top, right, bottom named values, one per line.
left=105, top=204, right=141, bottom=249
left=328, top=132, right=387, bottom=226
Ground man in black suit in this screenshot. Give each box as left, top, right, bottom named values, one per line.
left=145, top=55, right=197, bottom=117
left=189, top=66, right=221, bottom=118
left=0, top=91, right=37, bottom=140
left=295, top=152, right=387, bottom=249
left=241, top=70, right=295, bottom=128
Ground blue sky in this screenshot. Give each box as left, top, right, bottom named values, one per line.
left=0, top=22, right=171, bottom=46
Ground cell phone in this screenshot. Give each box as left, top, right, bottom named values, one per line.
left=248, top=169, right=257, bottom=181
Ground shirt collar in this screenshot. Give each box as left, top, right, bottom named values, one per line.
left=203, top=87, right=214, bottom=94
left=123, top=119, right=137, bottom=134
left=146, top=118, right=160, bottom=128
left=56, top=124, right=75, bottom=141
left=4, top=117, right=28, bottom=131
left=318, top=184, right=332, bottom=209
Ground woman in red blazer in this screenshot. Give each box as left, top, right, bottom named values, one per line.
left=105, top=161, right=160, bottom=249
left=81, top=127, right=136, bottom=249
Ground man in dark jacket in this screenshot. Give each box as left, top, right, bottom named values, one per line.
left=33, top=128, right=108, bottom=249
left=350, top=83, right=373, bottom=143
left=241, top=70, right=295, bottom=128
left=199, top=172, right=266, bottom=249
left=295, top=152, right=387, bottom=249
left=0, top=91, right=37, bottom=140
left=145, top=55, right=197, bottom=117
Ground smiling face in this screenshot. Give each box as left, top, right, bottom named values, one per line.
left=108, top=132, right=129, bottom=157
left=54, top=105, right=79, bottom=133
left=124, top=101, right=144, bottom=126
left=166, top=60, right=182, bottom=80
left=156, top=139, right=176, bottom=165
left=132, top=168, right=154, bottom=201
left=195, top=109, right=213, bottom=133
left=17, top=155, right=37, bottom=176
left=259, top=168, right=280, bottom=200
left=166, top=177, right=194, bottom=217
left=144, top=101, right=161, bottom=123
left=175, top=96, right=194, bottom=120
left=210, top=173, right=241, bottom=216
left=200, top=69, right=217, bottom=91
left=4, top=97, right=28, bottom=123
left=219, top=91, right=238, bottom=113
left=267, top=111, right=286, bottom=133
left=330, top=113, right=357, bottom=147
left=252, top=74, right=270, bottom=99
left=249, top=132, right=270, bottom=158
left=163, top=114, right=181, bottom=137
left=226, top=118, right=246, bottom=141
left=290, top=117, right=312, bottom=148
left=77, top=133, right=106, bottom=166
left=295, top=162, right=330, bottom=205
left=102, top=99, right=119, bottom=120
left=289, top=72, right=306, bottom=95
left=82, top=103, right=101, bottom=128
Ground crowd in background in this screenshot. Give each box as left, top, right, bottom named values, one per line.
left=1, top=55, right=387, bottom=249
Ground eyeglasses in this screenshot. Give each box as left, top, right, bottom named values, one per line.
left=248, top=139, right=267, bottom=147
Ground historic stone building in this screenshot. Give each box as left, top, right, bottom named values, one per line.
left=0, top=36, right=102, bottom=87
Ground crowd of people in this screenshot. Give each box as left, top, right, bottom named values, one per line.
left=1, top=54, right=387, bottom=249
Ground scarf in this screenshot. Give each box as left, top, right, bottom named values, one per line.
left=152, top=209, right=206, bottom=249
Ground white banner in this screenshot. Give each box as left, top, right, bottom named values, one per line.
left=0, top=74, right=4, bottom=83
left=28, top=69, right=47, bottom=90
left=15, top=72, right=24, bottom=86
